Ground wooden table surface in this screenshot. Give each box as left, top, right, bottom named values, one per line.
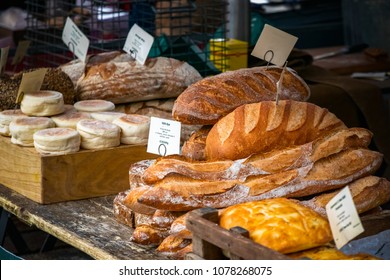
left=0, top=184, right=166, bottom=260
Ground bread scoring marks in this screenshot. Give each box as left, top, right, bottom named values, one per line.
left=266, top=101, right=286, bottom=132
left=286, top=101, right=306, bottom=131
left=244, top=103, right=260, bottom=134
left=217, top=111, right=235, bottom=144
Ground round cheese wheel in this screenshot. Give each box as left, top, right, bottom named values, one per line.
left=51, top=111, right=91, bottom=129
left=9, top=116, right=55, bottom=146
left=0, top=109, right=26, bottom=136
left=76, top=119, right=120, bottom=149
left=90, top=111, right=126, bottom=123
left=20, top=90, right=65, bottom=116
left=33, top=127, right=81, bottom=155
left=74, top=100, right=115, bottom=113
left=113, top=114, right=150, bottom=145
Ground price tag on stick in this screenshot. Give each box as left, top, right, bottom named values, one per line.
left=325, top=186, right=364, bottom=249
left=62, top=17, right=90, bottom=63
left=11, top=40, right=30, bottom=66
left=147, top=117, right=181, bottom=156
left=15, top=68, right=48, bottom=105
left=123, top=23, right=154, bottom=65
left=251, top=24, right=298, bottom=67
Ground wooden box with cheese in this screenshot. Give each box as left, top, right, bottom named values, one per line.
left=0, top=136, right=157, bottom=204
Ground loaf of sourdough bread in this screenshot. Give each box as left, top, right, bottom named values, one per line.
left=76, top=55, right=202, bottom=104
left=172, top=66, right=310, bottom=125
left=205, top=100, right=347, bottom=160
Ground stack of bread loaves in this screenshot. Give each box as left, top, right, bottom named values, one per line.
left=114, top=66, right=390, bottom=259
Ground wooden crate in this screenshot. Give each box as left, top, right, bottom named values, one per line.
left=185, top=207, right=390, bottom=260
left=0, top=136, right=157, bottom=204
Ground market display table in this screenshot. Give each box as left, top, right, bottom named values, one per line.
left=0, top=184, right=164, bottom=260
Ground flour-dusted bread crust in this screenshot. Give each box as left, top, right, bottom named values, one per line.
left=172, top=66, right=310, bottom=125
left=76, top=55, right=202, bottom=104
left=205, top=100, right=347, bottom=160
left=219, top=198, right=333, bottom=254
left=301, top=176, right=390, bottom=217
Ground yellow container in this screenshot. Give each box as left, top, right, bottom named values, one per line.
left=210, top=38, right=248, bottom=72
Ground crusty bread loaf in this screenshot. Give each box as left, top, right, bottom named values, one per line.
left=301, top=176, right=390, bottom=217
left=181, top=126, right=211, bottom=161
left=113, top=190, right=134, bottom=228
left=129, top=159, right=155, bottom=190
left=142, top=127, right=372, bottom=184
left=172, top=66, right=310, bottom=125
left=131, top=224, right=170, bottom=246
left=137, top=148, right=383, bottom=211
left=76, top=55, right=202, bottom=104
left=205, top=100, right=347, bottom=160
left=219, top=198, right=333, bottom=254
left=156, top=235, right=192, bottom=259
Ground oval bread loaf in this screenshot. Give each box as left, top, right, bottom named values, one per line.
left=172, top=66, right=310, bottom=125
left=205, top=100, right=347, bottom=160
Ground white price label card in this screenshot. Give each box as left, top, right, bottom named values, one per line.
left=15, top=68, right=48, bottom=104
left=147, top=117, right=181, bottom=156
left=325, top=186, right=364, bottom=249
left=1, top=47, right=9, bottom=75
left=11, top=40, right=30, bottom=65
left=62, top=17, right=90, bottom=63
left=123, top=23, right=154, bottom=65
left=251, top=24, right=298, bottom=66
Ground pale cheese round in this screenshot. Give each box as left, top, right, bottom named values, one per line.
left=76, top=119, right=120, bottom=149
left=112, top=114, right=150, bottom=145
left=9, top=116, right=55, bottom=146
left=33, top=127, right=81, bottom=155
left=51, top=111, right=91, bottom=129
left=0, top=109, right=26, bottom=136
left=20, top=90, right=65, bottom=116
left=90, top=111, right=126, bottom=123
left=74, top=100, right=115, bottom=113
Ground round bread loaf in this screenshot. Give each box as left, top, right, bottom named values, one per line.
left=90, top=111, right=126, bottom=123
left=76, top=119, right=120, bottom=149
left=51, top=111, right=91, bottom=129
left=9, top=116, right=55, bottom=146
left=33, top=127, right=81, bottom=155
left=74, top=99, right=115, bottom=112
left=20, top=90, right=65, bottom=117
left=112, top=114, right=150, bottom=145
left=0, top=109, right=26, bottom=136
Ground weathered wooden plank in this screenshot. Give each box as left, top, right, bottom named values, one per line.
left=0, top=184, right=166, bottom=260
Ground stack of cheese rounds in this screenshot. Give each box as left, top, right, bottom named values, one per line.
left=76, top=119, right=121, bottom=149
left=113, top=114, right=151, bottom=145
left=33, top=127, right=81, bottom=155
left=0, top=109, right=26, bottom=136
left=9, top=117, right=55, bottom=146
left=51, top=111, right=91, bottom=129
left=90, top=111, right=126, bottom=123
left=20, top=90, right=65, bottom=116
left=74, top=100, right=115, bottom=113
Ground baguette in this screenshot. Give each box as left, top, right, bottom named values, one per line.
left=137, top=148, right=383, bottom=211
left=142, top=127, right=372, bottom=184
left=301, top=176, right=390, bottom=217
left=172, top=66, right=310, bottom=125
left=205, top=100, right=347, bottom=160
